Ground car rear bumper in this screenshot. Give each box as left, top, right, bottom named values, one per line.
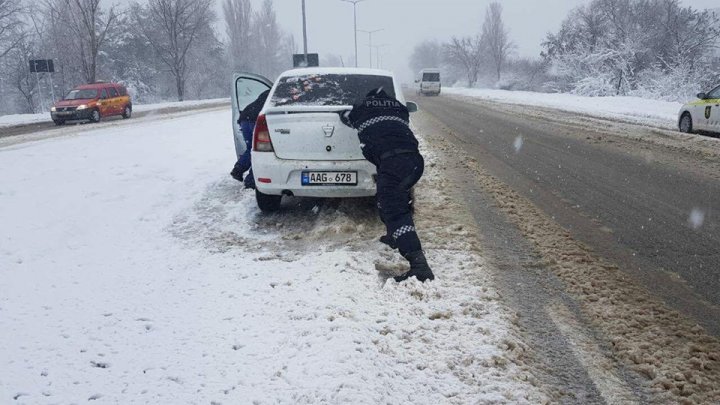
left=51, top=109, right=93, bottom=121
left=252, top=152, right=377, bottom=197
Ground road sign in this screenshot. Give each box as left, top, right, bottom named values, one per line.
left=293, top=54, right=319, bottom=68
left=29, top=59, right=55, bottom=73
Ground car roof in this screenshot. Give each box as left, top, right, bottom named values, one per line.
left=75, top=83, right=122, bottom=90
left=279, top=67, right=394, bottom=78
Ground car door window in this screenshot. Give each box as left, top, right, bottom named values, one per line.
left=101, top=89, right=108, bottom=99
left=235, top=74, right=272, bottom=112
left=707, top=85, right=720, bottom=100
left=108, top=87, right=118, bottom=98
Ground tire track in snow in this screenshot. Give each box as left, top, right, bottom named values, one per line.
left=164, top=140, right=550, bottom=403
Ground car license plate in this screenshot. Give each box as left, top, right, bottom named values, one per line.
left=302, top=171, right=357, bottom=186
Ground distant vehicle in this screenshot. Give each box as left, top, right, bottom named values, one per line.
left=232, top=68, right=418, bottom=212
left=678, top=85, right=720, bottom=134
left=417, top=68, right=441, bottom=96
left=50, top=82, right=132, bottom=125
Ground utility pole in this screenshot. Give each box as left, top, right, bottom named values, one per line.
left=340, top=0, right=365, bottom=68
left=373, top=44, right=389, bottom=69
left=302, top=0, right=308, bottom=63
left=358, top=29, right=382, bottom=68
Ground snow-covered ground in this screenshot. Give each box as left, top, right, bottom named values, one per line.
left=444, top=87, right=684, bottom=129
left=0, top=98, right=229, bottom=129
left=0, top=110, right=544, bottom=403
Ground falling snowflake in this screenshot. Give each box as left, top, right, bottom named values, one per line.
left=513, top=136, right=523, bottom=153
left=688, top=208, right=705, bottom=230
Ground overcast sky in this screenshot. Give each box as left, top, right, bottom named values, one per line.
left=120, top=0, right=719, bottom=81
left=252, top=0, right=719, bottom=81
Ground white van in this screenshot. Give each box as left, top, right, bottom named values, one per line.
left=418, top=69, right=441, bottom=96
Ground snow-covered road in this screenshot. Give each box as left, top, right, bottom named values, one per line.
left=0, top=110, right=543, bottom=403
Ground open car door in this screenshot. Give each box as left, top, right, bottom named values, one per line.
left=232, top=73, right=273, bottom=160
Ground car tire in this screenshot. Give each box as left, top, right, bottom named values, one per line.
left=122, top=105, right=132, bottom=119
left=53, top=120, right=65, bottom=126
left=679, top=112, right=693, bottom=133
left=255, top=190, right=282, bottom=212
left=90, top=109, right=101, bottom=123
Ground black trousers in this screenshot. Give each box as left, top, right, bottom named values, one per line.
left=376, top=153, right=425, bottom=257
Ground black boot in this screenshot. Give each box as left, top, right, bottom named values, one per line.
left=395, top=250, right=435, bottom=283
left=230, top=168, right=244, bottom=182
left=379, top=235, right=397, bottom=250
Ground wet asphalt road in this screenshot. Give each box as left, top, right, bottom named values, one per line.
left=418, top=94, right=720, bottom=335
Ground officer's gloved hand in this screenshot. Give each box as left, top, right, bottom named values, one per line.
left=339, top=110, right=354, bottom=128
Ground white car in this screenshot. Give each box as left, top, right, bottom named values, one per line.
left=232, top=68, right=418, bottom=212
left=678, top=84, right=720, bottom=134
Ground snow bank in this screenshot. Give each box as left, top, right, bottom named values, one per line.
left=0, top=110, right=544, bottom=403
left=0, top=98, right=229, bottom=129
left=444, top=87, right=683, bottom=129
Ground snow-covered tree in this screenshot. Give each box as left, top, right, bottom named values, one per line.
left=185, top=22, right=228, bottom=100
left=134, top=0, right=215, bottom=101
left=444, top=36, right=483, bottom=87
left=223, top=0, right=253, bottom=71
left=481, top=2, right=513, bottom=81
left=254, top=0, right=283, bottom=78
left=5, top=34, right=39, bottom=112
left=44, top=0, right=117, bottom=84
left=542, top=0, right=720, bottom=99
left=0, top=0, right=24, bottom=60
left=409, top=40, right=443, bottom=76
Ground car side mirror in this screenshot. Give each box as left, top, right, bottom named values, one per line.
left=414, top=79, right=419, bottom=83
left=697, top=92, right=707, bottom=100
left=407, top=101, right=419, bottom=113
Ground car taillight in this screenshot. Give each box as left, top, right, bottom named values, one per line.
left=253, top=114, right=274, bottom=152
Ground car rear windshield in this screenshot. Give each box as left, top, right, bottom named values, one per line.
left=271, top=74, right=395, bottom=107
left=65, top=89, right=98, bottom=100
left=422, top=73, right=440, bottom=82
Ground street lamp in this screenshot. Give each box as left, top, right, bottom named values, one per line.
left=340, top=0, right=365, bottom=68
left=301, top=0, right=308, bottom=61
left=373, top=44, right=389, bottom=69
left=358, top=28, right=383, bottom=68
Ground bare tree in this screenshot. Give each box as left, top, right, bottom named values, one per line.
left=445, top=36, right=483, bottom=87
left=135, top=0, right=214, bottom=101
left=223, top=0, right=253, bottom=71
left=481, top=2, right=514, bottom=81
left=254, top=0, right=282, bottom=77
left=409, top=40, right=443, bottom=75
left=0, top=0, right=24, bottom=59
left=45, top=0, right=117, bottom=83
left=6, top=36, right=38, bottom=112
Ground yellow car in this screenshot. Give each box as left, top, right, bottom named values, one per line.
left=51, top=82, right=132, bottom=125
left=678, top=85, right=720, bottom=134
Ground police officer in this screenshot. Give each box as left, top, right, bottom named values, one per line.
left=230, top=90, right=270, bottom=189
left=344, top=88, right=435, bottom=283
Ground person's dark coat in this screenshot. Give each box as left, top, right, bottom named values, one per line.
left=238, top=90, right=270, bottom=124
left=346, top=89, right=419, bottom=166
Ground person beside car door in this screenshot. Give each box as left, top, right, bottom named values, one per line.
left=344, top=88, right=435, bottom=283
left=230, top=90, right=270, bottom=189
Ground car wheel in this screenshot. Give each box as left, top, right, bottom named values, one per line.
left=679, top=112, right=693, bottom=133
left=53, top=120, right=65, bottom=126
left=90, top=109, right=101, bottom=123
left=122, top=105, right=132, bottom=119
left=255, top=190, right=282, bottom=212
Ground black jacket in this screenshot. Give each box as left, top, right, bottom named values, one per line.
left=347, top=89, right=419, bottom=166
left=238, top=90, right=270, bottom=124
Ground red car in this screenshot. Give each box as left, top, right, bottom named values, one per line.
left=50, top=82, right=132, bottom=125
